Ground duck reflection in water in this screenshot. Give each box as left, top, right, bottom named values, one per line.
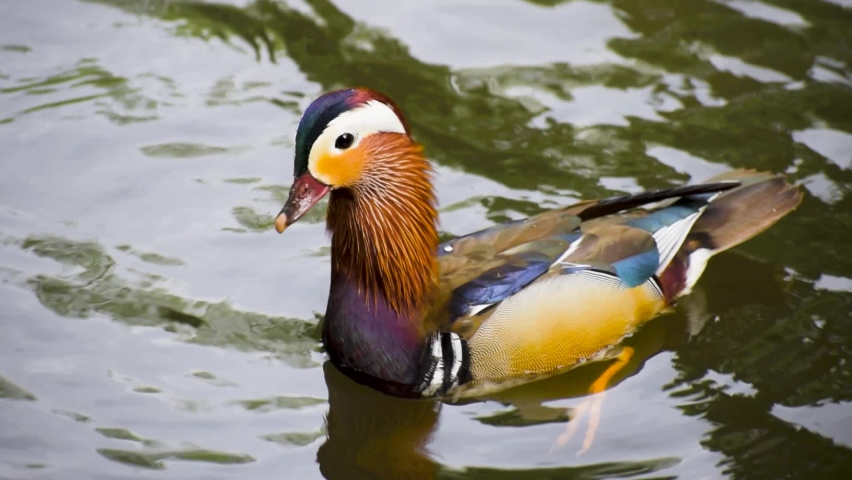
left=319, top=361, right=441, bottom=480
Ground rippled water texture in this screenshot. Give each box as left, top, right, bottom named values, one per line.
left=2, top=0, right=852, bottom=478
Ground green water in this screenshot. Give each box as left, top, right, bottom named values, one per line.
left=1, top=0, right=851, bottom=478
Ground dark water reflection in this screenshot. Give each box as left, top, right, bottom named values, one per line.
left=1, top=0, right=851, bottom=478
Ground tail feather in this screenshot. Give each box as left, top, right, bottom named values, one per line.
left=659, top=169, right=803, bottom=300
left=690, top=171, right=803, bottom=253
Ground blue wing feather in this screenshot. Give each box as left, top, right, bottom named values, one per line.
left=448, top=251, right=552, bottom=317
left=611, top=249, right=660, bottom=287
left=626, top=198, right=708, bottom=233
left=626, top=205, right=696, bottom=233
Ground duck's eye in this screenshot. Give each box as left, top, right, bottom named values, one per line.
left=335, top=133, right=355, bottom=150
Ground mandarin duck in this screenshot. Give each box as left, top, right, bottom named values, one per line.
left=274, top=88, right=802, bottom=404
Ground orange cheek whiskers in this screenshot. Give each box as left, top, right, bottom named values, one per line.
left=326, top=134, right=438, bottom=318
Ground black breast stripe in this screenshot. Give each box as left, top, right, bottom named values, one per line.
left=415, top=332, right=471, bottom=398
left=441, top=332, right=455, bottom=391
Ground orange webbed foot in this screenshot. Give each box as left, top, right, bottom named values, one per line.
left=552, top=346, right=635, bottom=455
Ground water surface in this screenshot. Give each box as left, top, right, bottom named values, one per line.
left=1, top=0, right=851, bottom=478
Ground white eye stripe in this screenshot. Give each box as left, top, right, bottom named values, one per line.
left=325, top=100, right=406, bottom=135
left=311, top=100, right=405, bottom=154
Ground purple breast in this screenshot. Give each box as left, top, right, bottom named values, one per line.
left=322, top=270, right=427, bottom=391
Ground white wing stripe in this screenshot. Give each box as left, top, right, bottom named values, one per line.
left=653, top=210, right=703, bottom=275
left=553, top=235, right=585, bottom=266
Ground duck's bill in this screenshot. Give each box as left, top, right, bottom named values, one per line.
left=274, top=173, right=330, bottom=233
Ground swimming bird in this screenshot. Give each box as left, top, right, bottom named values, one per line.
left=273, top=88, right=802, bottom=405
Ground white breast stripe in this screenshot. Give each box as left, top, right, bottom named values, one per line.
left=420, top=337, right=445, bottom=397
left=449, top=333, right=463, bottom=381
left=417, top=333, right=466, bottom=397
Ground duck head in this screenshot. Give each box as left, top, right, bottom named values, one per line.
left=275, top=88, right=438, bottom=315
left=274, top=88, right=413, bottom=232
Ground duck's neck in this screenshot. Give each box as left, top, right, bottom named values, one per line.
left=322, top=134, right=439, bottom=390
